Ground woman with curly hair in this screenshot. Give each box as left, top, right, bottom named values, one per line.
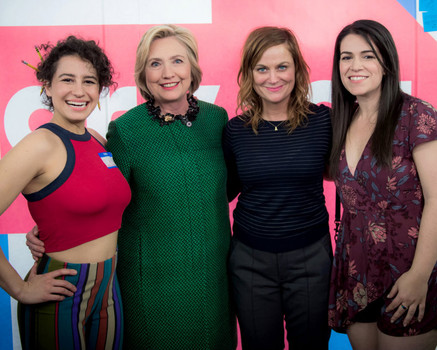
left=3, top=36, right=131, bottom=350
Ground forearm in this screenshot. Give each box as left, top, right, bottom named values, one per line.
left=410, top=198, right=437, bottom=281
left=0, top=249, right=25, bottom=301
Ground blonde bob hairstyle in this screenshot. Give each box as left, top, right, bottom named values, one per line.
left=237, top=26, right=312, bottom=133
left=134, top=24, right=202, bottom=101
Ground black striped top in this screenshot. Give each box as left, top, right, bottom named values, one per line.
left=223, top=103, right=332, bottom=252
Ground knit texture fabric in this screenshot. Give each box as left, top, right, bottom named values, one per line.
left=107, top=100, right=237, bottom=350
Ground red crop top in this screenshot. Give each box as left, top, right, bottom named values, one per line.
left=24, top=123, right=131, bottom=253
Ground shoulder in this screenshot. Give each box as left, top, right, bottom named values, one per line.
left=198, top=99, right=228, bottom=121
left=111, top=103, right=150, bottom=126
left=307, top=103, right=332, bottom=127
left=108, top=103, right=151, bottom=139
left=198, top=99, right=226, bottom=113
left=225, top=115, right=249, bottom=131
left=6, top=127, right=62, bottom=164
left=309, top=103, right=331, bottom=117
left=227, top=114, right=249, bottom=127
left=87, top=128, right=107, bottom=146
left=402, top=93, right=437, bottom=116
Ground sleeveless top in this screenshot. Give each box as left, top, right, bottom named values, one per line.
left=23, top=123, right=131, bottom=253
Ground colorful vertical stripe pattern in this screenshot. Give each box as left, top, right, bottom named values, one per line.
left=17, top=254, right=123, bottom=350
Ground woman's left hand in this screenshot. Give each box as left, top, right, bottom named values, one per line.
left=386, top=269, right=427, bottom=326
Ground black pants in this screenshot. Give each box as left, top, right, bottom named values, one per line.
left=229, top=234, right=332, bottom=350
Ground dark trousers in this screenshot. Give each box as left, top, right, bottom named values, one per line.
left=229, top=234, right=332, bottom=350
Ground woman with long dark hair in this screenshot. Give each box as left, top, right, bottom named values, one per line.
left=329, top=19, right=437, bottom=350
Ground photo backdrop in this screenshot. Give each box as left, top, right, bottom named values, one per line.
left=1, top=0, right=436, bottom=349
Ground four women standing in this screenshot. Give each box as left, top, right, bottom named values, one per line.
left=12, top=18, right=437, bottom=350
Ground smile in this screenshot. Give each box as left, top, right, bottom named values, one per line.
left=349, top=76, right=367, bottom=81
left=161, top=82, right=179, bottom=88
left=66, top=101, right=88, bottom=107
left=266, top=86, right=283, bottom=92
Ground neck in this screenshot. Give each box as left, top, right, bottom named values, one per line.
left=355, top=93, right=380, bottom=122
left=50, top=116, right=86, bottom=135
left=262, top=108, right=288, bottom=122
left=262, top=100, right=289, bottom=121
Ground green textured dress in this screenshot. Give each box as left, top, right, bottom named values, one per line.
left=106, top=100, right=237, bottom=350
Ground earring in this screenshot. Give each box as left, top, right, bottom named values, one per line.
left=98, top=101, right=101, bottom=110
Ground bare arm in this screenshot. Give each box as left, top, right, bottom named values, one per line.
left=386, top=140, right=437, bottom=325
left=0, top=131, right=77, bottom=301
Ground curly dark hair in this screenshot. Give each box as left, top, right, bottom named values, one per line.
left=36, top=36, right=115, bottom=110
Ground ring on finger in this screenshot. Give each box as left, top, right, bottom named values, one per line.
left=401, top=304, right=408, bottom=310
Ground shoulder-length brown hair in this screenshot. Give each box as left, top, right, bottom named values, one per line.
left=237, top=26, right=312, bottom=133
left=134, top=24, right=202, bottom=101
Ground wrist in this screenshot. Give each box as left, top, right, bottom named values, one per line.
left=408, top=265, right=432, bottom=283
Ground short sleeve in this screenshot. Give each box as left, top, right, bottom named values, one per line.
left=408, top=98, right=437, bottom=150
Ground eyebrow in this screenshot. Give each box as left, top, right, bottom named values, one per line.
left=148, top=54, right=186, bottom=62
left=58, top=73, right=98, bottom=80
left=255, top=61, right=290, bottom=67
left=340, top=50, right=375, bottom=55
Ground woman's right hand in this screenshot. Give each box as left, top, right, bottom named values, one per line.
left=17, top=262, right=77, bottom=304
left=26, top=226, right=45, bottom=260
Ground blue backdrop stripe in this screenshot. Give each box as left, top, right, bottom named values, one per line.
left=0, top=234, right=13, bottom=350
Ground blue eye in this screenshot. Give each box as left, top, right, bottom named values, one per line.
left=150, top=61, right=160, bottom=67
left=175, top=58, right=183, bottom=64
left=278, top=65, right=287, bottom=70
left=256, top=67, right=267, bottom=73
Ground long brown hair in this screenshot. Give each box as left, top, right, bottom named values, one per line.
left=329, top=20, right=403, bottom=178
left=237, top=26, right=312, bottom=133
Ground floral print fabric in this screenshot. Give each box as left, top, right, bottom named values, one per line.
left=329, top=94, right=437, bottom=336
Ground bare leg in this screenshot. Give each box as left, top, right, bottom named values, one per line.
left=377, top=329, right=437, bottom=350
left=347, top=322, right=378, bottom=350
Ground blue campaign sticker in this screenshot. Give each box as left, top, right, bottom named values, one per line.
left=99, top=152, right=117, bottom=169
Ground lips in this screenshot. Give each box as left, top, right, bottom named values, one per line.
left=265, top=85, right=283, bottom=92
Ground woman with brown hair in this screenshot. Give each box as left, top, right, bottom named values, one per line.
left=223, top=26, right=332, bottom=349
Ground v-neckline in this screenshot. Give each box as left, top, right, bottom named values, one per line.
left=344, top=135, right=372, bottom=177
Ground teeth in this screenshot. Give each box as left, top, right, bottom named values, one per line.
left=67, top=101, right=87, bottom=107
left=350, top=77, right=366, bottom=81
left=162, top=83, right=178, bottom=87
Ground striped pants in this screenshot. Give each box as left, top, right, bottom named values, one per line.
left=18, top=254, right=123, bottom=350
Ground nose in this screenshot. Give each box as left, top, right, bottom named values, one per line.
left=162, top=63, right=175, bottom=78
left=72, top=82, right=85, bottom=96
left=267, top=70, right=279, bottom=83
left=350, top=58, right=362, bottom=71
